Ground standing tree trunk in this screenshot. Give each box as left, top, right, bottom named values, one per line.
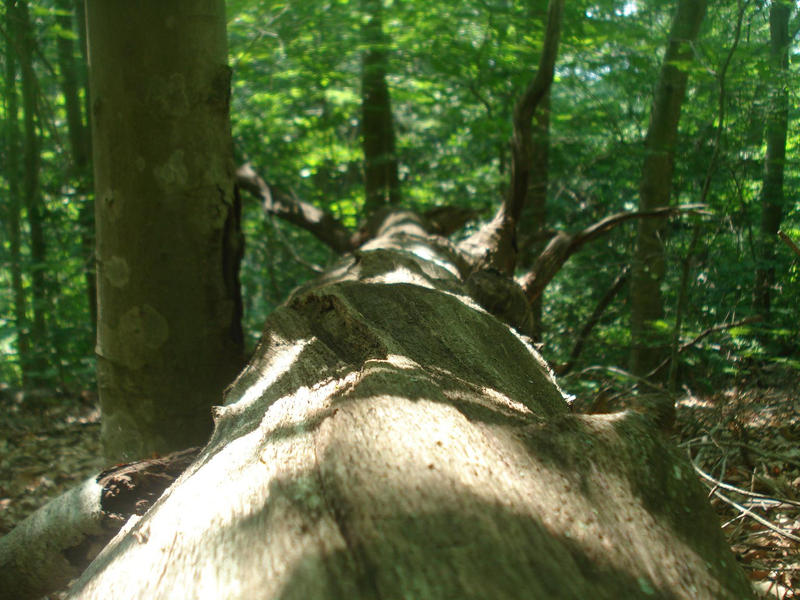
left=18, top=0, right=50, bottom=385
left=524, top=91, right=550, bottom=341
left=3, top=0, right=31, bottom=385
left=86, top=0, right=245, bottom=461
left=360, top=0, right=400, bottom=213
left=629, top=0, right=707, bottom=378
left=753, top=0, right=790, bottom=317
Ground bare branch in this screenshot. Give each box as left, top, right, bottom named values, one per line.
left=556, top=266, right=629, bottom=375
left=645, top=316, right=762, bottom=379
left=463, top=0, right=565, bottom=274
left=520, top=204, right=708, bottom=303
left=236, top=163, right=356, bottom=254
left=678, top=316, right=762, bottom=354
left=712, top=488, right=800, bottom=544
left=573, top=204, right=709, bottom=248
left=778, top=230, right=800, bottom=258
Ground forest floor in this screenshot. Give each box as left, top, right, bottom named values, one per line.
left=1, top=373, right=799, bottom=598
left=674, top=368, right=800, bottom=599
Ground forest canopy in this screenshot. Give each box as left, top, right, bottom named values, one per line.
left=2, top=0, right=798, bottom=398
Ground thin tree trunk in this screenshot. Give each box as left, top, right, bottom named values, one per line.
left=55, top=0, right=97, bottom=337
left=526, top=92, right=550, bottom=341
left=360, top=0, right=400, bottom=214
left=87, top=0, right=245, bottom=460
left=628, top=0, right=707, bottom=378
left=18, top=0, right=50, bottom=384
left=3, top=1, right=31, bottom=385
left=668, top=227, right=701, bottom=391
left=558, top=266, right=629, bottom=376
left=753, top=0, right=790, bottom=317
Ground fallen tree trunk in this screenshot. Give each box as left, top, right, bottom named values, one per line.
left=0, top=448, right=198, bottom=600
left=58, top=211, right=753, bottom=599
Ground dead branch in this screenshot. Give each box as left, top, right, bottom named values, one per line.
left=678, top=316, right=762, bottom=354
left=778, top=230, right=800, bottom=258
left=644, top=316, right=762, bottom=380
left=690, top=456, right=800, bottom=510
left=461, top=0, right=565, bottom=274
left=556, top=266, right=629, bottom=375
left=267, top=215, right=325, bottom=273
left=714, top=490, right=800, bottom=543
left=507, top=0, right=565, bottom=224
left=236, top=163, right=357, bottom=254
left=520, top=204, right=708, bottom=303
left=0, top=447, right=199, bottom=600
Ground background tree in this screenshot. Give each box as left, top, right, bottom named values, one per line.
left=753, top=0, right=792, bottom=319
left=54, top=0, right=96, bottom=335
left=3, top=0, right=31, bottom=384
left=628, top=0, right=708, bottom=379
left=86, top=0, right=245, bottom=460
left=18, top=0, right=50, bottom=386
left=0, top=0, right=796, bottom=405
left=521, top=90, right=550, bottom=341
left=360, top=0, right=401, bottom=212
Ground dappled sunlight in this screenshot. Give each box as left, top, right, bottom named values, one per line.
left=399, top=241, right=462, bottom=277
left=476, top=385, right=536, bottom=416
left=225, top=334, right=313, bottom=411
left=69, top=347, right=748, bottom=599
left=76, top=378, right=348, bottom=599
left=310, top=381, right=734, bottom=598
left=368, top=264, right=429, bottom=287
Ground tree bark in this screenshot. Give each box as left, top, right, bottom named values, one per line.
left=0, top=448, right=199, bottom=600
left=524, top=92, right=550, bottom=341
left=462, top=0, right=564, bottom=275
left=360, top=0, right=400, bottom=213
left=87, top=0, right=244, bottom=460
left=753, top=0, right=791, bottom=317
left=59, top=212, right=753, bottom=600
left=628, top=0, right=707, bottom=378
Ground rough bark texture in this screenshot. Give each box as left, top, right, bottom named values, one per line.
left=753, top=0, right=790, bottom=317
left=87, top=0, right=244, bottom=460
left=360, top=0, right=400, bottom=213
left=0, top=449, right=198, bottom=600
left=66, top=213, right=753, bottom=600
left=629, top=0, right=707, bottom=378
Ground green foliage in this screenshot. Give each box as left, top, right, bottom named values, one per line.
left=1, top=0, right=94, bottom=390
left=1, top=0, right=798, bottom=395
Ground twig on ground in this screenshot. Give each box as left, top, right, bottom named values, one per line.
left=690, top=459, right=800, bottom=509
left=711, top=488, right=800, bottom=543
